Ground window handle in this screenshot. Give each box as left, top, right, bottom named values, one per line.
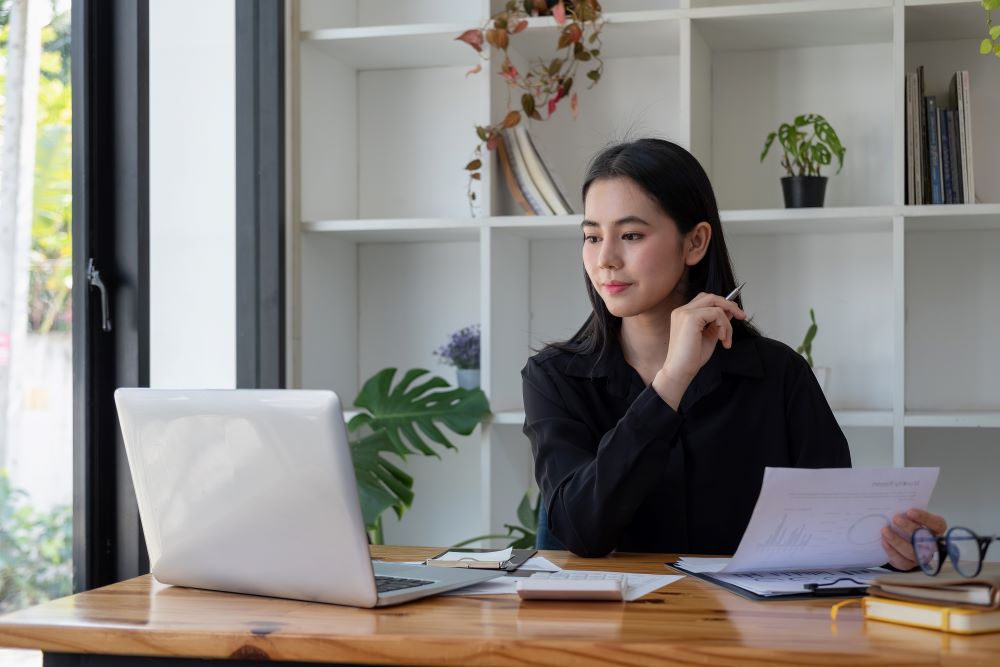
left=86, top=259, right=112, bottom=333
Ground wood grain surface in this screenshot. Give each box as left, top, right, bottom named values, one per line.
left=0, top=546, right=997, bottom=666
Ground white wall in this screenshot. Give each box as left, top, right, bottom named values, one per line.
left=149, top=0, right=236, bottom=389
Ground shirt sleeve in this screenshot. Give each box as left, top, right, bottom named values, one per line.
left=782, top=351, right=852, bottom=468
left=522, top=358, right=684, bottom=557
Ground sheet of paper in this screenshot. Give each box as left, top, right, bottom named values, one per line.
left=437, top=547, right=513, bottom=562
left=724, top=467, right=939, bottom=573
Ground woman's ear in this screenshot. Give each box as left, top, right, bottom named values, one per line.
left=684, top=221, right=712, bottom=266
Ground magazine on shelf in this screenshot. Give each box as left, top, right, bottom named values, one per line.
left=496, top=133, right=535, bottom=215
left=501, top=129, right=552, bottom=215
left=512, top=125, right=573, bottom=215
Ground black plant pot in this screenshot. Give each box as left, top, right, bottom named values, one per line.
left=781, top=176, right=828, bottom=208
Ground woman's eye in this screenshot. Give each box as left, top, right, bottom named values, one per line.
left=622, top=232, right=642, bottom=241
left=583, top=235, right=599, bottom=244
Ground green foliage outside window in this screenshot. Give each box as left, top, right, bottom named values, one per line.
left=0, top=471, right=72, bottom=613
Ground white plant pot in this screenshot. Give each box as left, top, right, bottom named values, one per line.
left=456, top=368, right=480, bottom=390
left=812, top=366, right=829, bottom=392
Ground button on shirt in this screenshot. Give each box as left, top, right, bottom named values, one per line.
left=521, top=334, right=851, bottom=557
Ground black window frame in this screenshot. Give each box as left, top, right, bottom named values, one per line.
left=72, top=0, right=151, bottom=591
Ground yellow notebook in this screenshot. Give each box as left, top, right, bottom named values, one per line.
left=862, top=596, right=1000, bottom=635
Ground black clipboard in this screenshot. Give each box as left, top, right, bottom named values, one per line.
left=667, top=562, right=868, bottom=601
left=430, top=547, right=537, bottom=572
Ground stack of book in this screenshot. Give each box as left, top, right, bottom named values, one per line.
left=905, top=66, right=975, bottom=205
left=496, top=125, right=574, bottom=216
left=862, top=563, right=1000, bottom=634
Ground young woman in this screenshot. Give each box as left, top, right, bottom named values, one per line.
left=521, top=138, right=945, bottom=566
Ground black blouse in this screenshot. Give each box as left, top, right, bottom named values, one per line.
left=521, top=333, right=851, bottom=557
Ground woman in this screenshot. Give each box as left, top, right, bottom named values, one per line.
left=521, top=138, right=944, bottom=567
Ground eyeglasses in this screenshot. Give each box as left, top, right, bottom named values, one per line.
left=911, top=526, right=1000, bottom=578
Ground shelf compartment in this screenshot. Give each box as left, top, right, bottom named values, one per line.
left=690, top=1, right=893, bottom=51
left=904, top=412, right=1000, bottom=428
left=299, top=43, right=482, bottom=221
left=904, top=3, right=1000, bottom=206
left=904, top=229, right=1000, bottom=412
left=905, top=1, right=988, bottom=43
left=692, top=6, right=894, bottom=212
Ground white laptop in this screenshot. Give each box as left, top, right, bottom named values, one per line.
left=113, top=388, right=499, bottom=607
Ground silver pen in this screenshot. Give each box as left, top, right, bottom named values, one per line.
left=725, top=280, right=746, bottom=302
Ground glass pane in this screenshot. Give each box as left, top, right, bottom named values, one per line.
left=0, top=0, right=73, bottom=629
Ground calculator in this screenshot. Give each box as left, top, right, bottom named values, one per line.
left=516, top=571, right=626, bottom=601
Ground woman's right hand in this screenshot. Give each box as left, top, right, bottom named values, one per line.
left=652, top=292, right=746, bottom=410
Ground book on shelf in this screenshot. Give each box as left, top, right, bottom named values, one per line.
left=501, top=128, right=553, bottom=215
left=925, top=96, right=943, bottom=205
left=917, top=65, right=930, bottom=204
left=905, top=72, right=919, bottom=205
left=512, top=125, right=574, bottom=215
left=496, top=132, right=536, bottom=216
left=949, top=70, right=975, bottom=204
left=940, top=108, right=954, bottom=204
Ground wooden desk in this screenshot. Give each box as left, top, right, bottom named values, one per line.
left=0, top=546, right=997, bottom=666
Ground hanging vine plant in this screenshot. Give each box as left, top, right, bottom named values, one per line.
left=456, top=0, right=605, bottom=213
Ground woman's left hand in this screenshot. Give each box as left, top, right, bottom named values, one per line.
left=881, top=508, right=948, bottom=571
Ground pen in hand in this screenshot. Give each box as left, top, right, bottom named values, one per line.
left=725, top=280, right=746, bottom=302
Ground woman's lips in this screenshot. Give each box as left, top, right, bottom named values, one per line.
left=604, top=282, right=631, bottom=295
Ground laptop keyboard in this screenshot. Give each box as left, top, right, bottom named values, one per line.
left=375, top=575, right=434, bottom=593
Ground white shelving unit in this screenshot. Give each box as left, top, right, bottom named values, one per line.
left=289, top=0, right=1000, bottom=548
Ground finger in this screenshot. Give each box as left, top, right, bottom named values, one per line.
left=704, top=308, right=734, bottom=349
left=891, top=513, right=923, bottom=539
left=690, top=293, right=746, bottom=320
left=906, top=508, right=948, bottom=535
left=882, top=526, right=917, bottom=569
left=881, top=534, right=917, bottom=571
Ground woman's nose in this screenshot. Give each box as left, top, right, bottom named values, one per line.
left=598, top=239, right=621, bottom=270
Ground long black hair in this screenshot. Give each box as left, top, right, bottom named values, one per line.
left=550, top=138, right=760, bottom=357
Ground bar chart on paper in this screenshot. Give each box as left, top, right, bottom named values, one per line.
left=760, top=515, right=813, bottom=548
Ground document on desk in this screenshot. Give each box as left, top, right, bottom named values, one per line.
left=725, top=466, right=939, bottom=573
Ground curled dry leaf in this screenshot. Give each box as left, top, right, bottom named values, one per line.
left=456, top=28, right=483, bottom=52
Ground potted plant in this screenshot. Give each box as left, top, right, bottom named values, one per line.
left=760, top=113, right=846, bottom=208
left=434, top=324, right=481, bottom=389
left=796, top=308, right=829, bottom=391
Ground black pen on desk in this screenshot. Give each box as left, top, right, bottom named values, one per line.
left=725, top=281, right=746, bottom=302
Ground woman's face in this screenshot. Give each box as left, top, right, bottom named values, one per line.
left=582, top=177, right=700, bottom=319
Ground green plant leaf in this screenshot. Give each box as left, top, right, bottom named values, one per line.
left=517, top=492, right=537, bottom=529
left=991, top=25, right=1000, bottom=39
left=352, top=368, right=491, bottom=458
left=351, top=430, right=414, bottom=527
left=982, top=38, right=994, bottom=54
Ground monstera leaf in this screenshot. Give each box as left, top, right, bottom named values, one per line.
left=347, top=368, right=491, bottom=535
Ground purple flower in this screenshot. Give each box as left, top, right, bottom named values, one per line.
left=434, top=324, right=480, bottom=370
